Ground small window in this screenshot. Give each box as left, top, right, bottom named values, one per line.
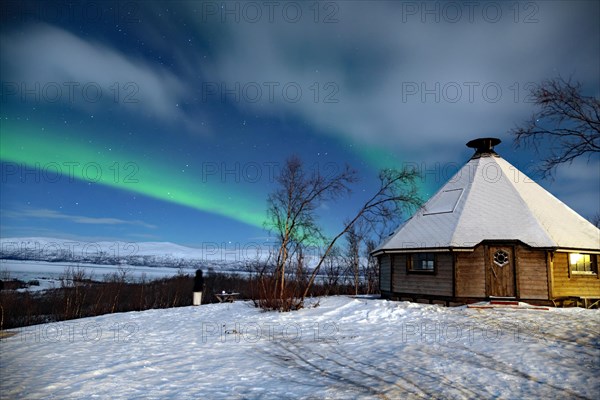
left=410, top=253, right=436, bottom=273
left=569, top=253, right=598, bottom=275
left=493, top=250, right=510, bottom=267
left=423, top=189, right=463, bottom=215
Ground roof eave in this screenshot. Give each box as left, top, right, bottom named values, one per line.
left=371, top=237, right=600, bottom=255
left=371, top=246, right=475, bottom=256
left=554, top=247, right=600, bottom=255
left=371, top=244, right=600, bottom=257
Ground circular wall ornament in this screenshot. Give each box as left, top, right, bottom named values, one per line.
left=493, top=250, right=509, bottom=267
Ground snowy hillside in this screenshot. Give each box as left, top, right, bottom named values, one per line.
left=0, top=237, right=271, bottom=265
left=1, top=236, right=274, bottom=289
left=1, top=296, right=598, bottom=399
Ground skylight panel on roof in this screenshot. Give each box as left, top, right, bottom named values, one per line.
left=423, top=188, right=464, bottom=215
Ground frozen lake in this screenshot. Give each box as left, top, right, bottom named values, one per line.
left=0, top=260, right=197, bottom=291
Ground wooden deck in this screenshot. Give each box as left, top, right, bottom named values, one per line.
left=551, top=296, right=600, bottom=309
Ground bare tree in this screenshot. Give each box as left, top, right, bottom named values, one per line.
left=261, top=156, right=421, bottom=311
left=263, top=155, right=358, bottom=310
left=345, top=220, right=369, bottom=296
left=322, top=245, right=344, bottom=295
left=363, top=239, right=379, bottom=294
left=511, top=77, right=600, bottom=177
left=301, top=168, right=421, bottom=302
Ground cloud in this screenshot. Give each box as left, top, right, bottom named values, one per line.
left=0, top=23, right=187, bottom=122
left=3, top=208, right=156, bottom=229
left=189, top=1, right=600, bottom=160
left=550, top=158, right=600, bottom=216
left=0, top=225, right=141, bottom=243
left=5, top=4, right=597, bottom=154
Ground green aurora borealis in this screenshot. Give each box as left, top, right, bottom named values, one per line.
left=1, top=121, right=267, bottom=229
left=2, top=1, right=598, bottom=244
left=0, top=118, right=444, bottom=241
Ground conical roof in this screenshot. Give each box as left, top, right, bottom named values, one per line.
left=375, top=138, right=600, bottom=253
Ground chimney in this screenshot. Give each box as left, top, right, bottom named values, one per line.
left=466, top=137, right=501, bottom=158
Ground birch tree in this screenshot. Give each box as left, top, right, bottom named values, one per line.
left=511, top=77, right=600, bottom=177
left=261, top=157, right=421, bottom=311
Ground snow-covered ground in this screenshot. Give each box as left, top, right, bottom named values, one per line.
left=1, top=296, right=598, bottom=399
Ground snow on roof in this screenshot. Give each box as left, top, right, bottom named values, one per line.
left=376, top=149, right=600, bottom=253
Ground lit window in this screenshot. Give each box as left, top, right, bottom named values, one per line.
left=410, top=253, right=436, bottom=272
left=569, top=253, right=598, bottom=274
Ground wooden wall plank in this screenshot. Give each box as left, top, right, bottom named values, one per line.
left=516, top=247, right=549, bottom=299
left=391, top=253, right=453, bottom=296
left=455, top=246, right=486, bottom=297
left=551, top=252, right=600, bottom=297
left=379, top=255, right=391, bottom=292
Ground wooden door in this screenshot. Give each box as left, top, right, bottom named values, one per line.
left=487, top=246, right=515, bottom=298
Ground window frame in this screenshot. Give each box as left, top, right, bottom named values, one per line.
left=493, top=249, right=510, bottom=267
left=569, top=253, right=598, bottom=275
left=407, top=252, right=437, bottom=274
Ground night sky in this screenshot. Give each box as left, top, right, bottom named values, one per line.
left=1, top=1, right=599, bottom=248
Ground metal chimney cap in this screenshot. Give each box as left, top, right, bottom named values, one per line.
left=466, top=137, right=501, bottom=156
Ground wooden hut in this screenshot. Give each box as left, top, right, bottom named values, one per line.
left=371, top=138, right=600, bottom=307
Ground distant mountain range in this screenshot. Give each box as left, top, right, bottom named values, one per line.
left=0, top=237, right=273, bottom=271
